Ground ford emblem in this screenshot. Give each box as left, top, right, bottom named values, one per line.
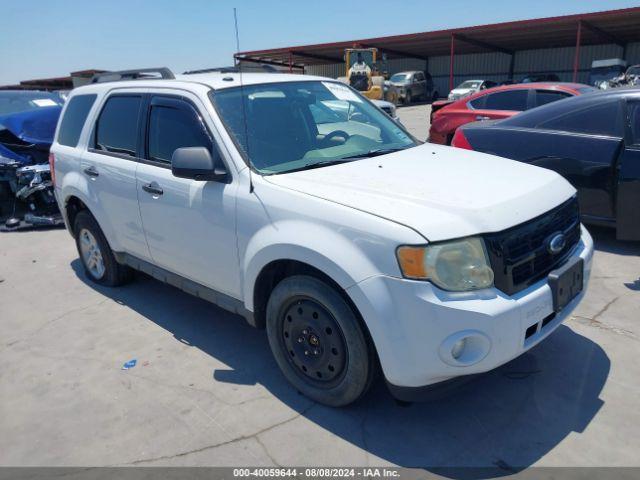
left=548, top=233, right=566, bottom=254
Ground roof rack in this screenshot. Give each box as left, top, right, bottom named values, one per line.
left=183, top=67, right=237, bottom=75
left=182, top=64, right=278, bottom=75
left=91, top=68, right=175, bottom=84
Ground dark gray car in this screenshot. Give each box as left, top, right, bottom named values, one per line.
left=388, top=71, right=437, bottom=104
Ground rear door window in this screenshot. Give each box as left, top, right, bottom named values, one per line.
left=538, top=100, right=622, bottom=137
left=57, top=94, right=97, bottom=147
left=535, top=90, right=572, bottom=108
left=94, top=95, right=142, bottom=157
left=483, top=90, right=528, bottom=111
left=147, top=97, right=212, bottom=164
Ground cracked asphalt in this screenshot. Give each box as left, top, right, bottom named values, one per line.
left=1, top=105, right=639, bottom=472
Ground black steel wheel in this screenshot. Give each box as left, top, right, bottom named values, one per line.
left=266, top=275, right=375, bottom=407
left=281, top=298, right=348, bottom=387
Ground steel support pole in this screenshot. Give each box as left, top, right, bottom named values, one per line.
left=573, top=21, right=582, bottom=83
left=449, top=34, right=455, bottom=92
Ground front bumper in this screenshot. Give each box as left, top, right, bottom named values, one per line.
left=346, top=225, right=594, bottom=392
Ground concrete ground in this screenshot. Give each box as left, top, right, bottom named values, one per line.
left=1, top=104, right=639, bottom=474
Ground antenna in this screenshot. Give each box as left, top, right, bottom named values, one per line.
left=234, top=8, right=254, bottom=194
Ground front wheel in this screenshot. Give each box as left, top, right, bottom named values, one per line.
left=266, top=275, right=375, bottom=407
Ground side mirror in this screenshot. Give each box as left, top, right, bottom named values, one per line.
left=171, top=147, right=229, bottom=182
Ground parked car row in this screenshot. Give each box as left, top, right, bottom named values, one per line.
left=430, top=77, right=640, bottom=242
left=450, top=87, right=640, bottom=241
left=429, top=82, right=595, bottom=144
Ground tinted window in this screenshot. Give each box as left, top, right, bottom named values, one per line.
left=538, top=100, right=622, bottom=137
left=483, top=90, right=528, bottom=111
left=57, top=94, right=96, bottom=147
left=415, top=73, right=425, bottom=82
left=148, top=102, right=211, bottom=163
left=0, top=91, right=63, bottom=116
left=468, top=95, right=486, bottom=109
left=95, top=96, right=141, bottom=156
left=535, top=90, right=571, bottom=108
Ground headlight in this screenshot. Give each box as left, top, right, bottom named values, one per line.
left=396, top=237, right=494, bottom=291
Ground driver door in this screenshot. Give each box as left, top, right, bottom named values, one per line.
left=135, top=92, right=241, bottom=298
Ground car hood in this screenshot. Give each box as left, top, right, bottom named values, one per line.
left=0, top=106, right=61, bottom=145
left=450, top=88, right=474, bottom=96
left=264, top=144, right=575, bottom=241
left=0, top=106, right=61, bottom=165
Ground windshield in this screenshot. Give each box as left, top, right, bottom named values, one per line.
left=589, top=66, right=625, bottom=84
left=458, top=81, right=481, bottom=89
left=389, top=73, right=410, bottom=83
left=0, top=91, right=64, bottom=116
left=209, top=81, right=416, bottom=174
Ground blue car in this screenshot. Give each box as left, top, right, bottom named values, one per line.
left=0, top=90, right=64, bottom=228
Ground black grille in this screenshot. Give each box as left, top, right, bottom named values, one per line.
left=484, top=197, right=581, bottom=295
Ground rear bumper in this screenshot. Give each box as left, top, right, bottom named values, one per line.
left=346, top=225, right=594, bottom=394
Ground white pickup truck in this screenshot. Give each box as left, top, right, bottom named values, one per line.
left=50, top=69, right=593, bottom=406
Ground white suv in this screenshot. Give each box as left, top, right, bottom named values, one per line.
left=50, top=68, right=593, bottom=406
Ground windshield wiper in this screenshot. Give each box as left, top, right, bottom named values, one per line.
left=340, top=146, right=410, bottom=160
left=278, top=158, right=355, bottom=174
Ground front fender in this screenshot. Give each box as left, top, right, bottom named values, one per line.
left=242, top=220, right=384, bottom=311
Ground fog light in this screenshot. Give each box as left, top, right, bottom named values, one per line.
left=439, top=330, right=491, bottom=367
left=451, top=339, right=466, bottom=359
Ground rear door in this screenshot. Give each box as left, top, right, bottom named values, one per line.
left=414, top=72, right=427, bottom=98
left=135, top=91, right=241, bottom=297
left=81, top=91, right=151, bottom=259
left=616, top=98, right=640, bottom=240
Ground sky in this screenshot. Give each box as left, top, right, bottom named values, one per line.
left=1, top=0, right=637, bottom=85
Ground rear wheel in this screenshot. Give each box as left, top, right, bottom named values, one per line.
left=74, top=210, right=133, bottom=286
left=266, top=275, right=375, bottom=407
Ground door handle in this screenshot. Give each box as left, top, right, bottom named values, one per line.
left=476, top=115, right=490, bottom=121
left=83, top=166, right=99, bottom=177
left=142, top=182, right=163, bottom=196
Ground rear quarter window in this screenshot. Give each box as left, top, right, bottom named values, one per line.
left=535, top=90, right=571, bottom=108
left=57, top=94, right=97, bottom=147
left=537, top=100, right=622, bottom=137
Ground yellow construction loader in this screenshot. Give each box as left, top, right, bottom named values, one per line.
left=337, top=48, right=388, bottom=101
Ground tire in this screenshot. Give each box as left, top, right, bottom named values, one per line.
left=266, top=275, right=375, bottom=407
left=74, top=210, right=133, bottom=286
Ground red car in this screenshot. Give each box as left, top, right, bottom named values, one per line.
left=429, top=83, right=595, bottom=145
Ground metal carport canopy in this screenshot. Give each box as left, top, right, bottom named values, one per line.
left=235, top=6, right=640, bottom=85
